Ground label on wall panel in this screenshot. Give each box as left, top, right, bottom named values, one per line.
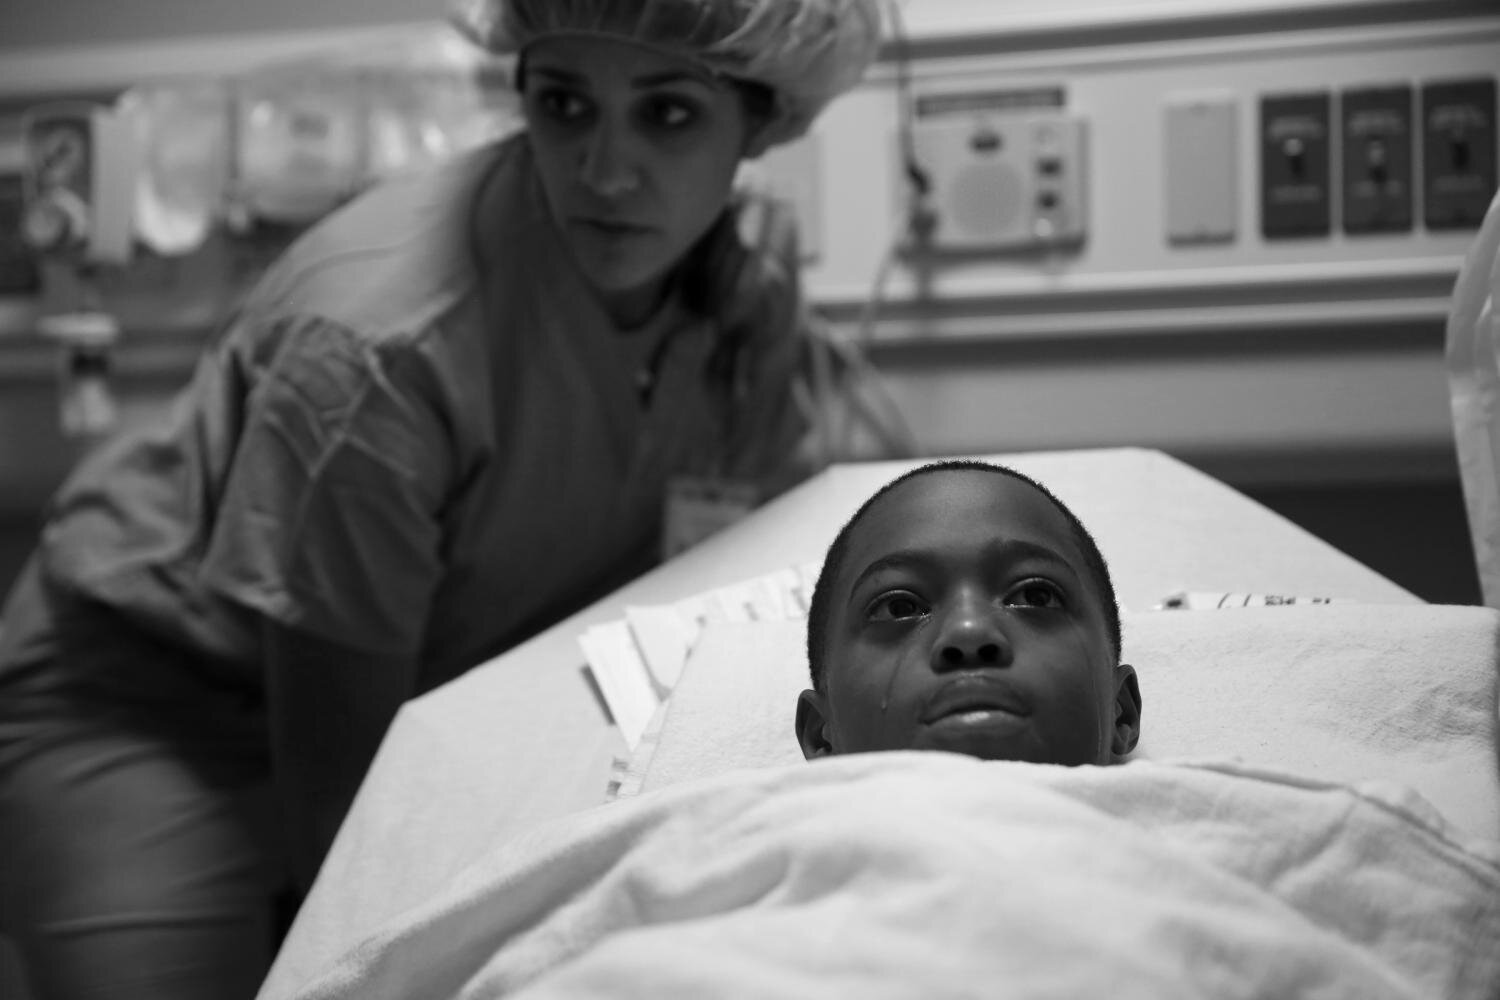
left=1261, top=92, right=1332, bottom=238
left=915, top=87, right=1065, bottom=119
left=1422, top=77, right=1497, bottom=230
left=1342, top=85, right=1413, bottom=234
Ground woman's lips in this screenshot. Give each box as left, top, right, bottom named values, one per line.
left=576, top=217, right=652, bottom=237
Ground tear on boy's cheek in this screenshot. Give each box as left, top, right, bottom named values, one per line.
left=879, top=658, right=901, bottom=716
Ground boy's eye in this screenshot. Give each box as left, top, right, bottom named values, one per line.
left=867, top=592, right=928, bottom=622
left=1005, top=580, right=1065, bottom=610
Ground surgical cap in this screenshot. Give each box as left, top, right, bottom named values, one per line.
left=449, top=0, right=884, bottom=148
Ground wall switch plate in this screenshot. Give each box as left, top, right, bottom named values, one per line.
left=1164, top=95, right=1237, bottom=245
left=1260, top=92, right=1332, bottom=238
left=1342, top=85, right=1413, bottom=234
left=1421, top=77, right=1497, bottom=230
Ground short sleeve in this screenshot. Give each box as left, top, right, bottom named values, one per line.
left=200, top=316, right=453, bottom=655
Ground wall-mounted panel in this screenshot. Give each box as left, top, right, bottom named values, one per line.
left=1422, top=77, right=1498, bottom=229
left=1342, top=84, right=1415, bottom=235
left=1260, top=92, right=1333, bottom=238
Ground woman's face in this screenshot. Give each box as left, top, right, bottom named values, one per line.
left=520, top=36, right=760, bottom=325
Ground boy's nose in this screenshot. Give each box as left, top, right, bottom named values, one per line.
left=579, top=122, right=641, bottom=198
left=931, top=596, right=1013, bottom=671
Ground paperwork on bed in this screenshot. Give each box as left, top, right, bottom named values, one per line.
left=577, top=561, right=819, bottom=751
left=273, top=753, right=1500, bottom=1000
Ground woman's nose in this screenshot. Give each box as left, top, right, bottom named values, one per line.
left=579, top=121, right=641, bottom=199
left=931, top=596, right=1013, bottom=671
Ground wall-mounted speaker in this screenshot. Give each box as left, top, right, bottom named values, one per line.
left=908, top=113, right=1088, bottom=253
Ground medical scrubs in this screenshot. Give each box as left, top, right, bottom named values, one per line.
left=0, top=133, right=806, bottom=998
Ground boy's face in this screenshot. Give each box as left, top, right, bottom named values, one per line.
left=797, top=470, right=1139, bottom=766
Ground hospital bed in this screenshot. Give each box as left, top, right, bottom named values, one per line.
left=257, top=445, right=1500, bottom=999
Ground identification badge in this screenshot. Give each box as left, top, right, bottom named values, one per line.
left=662, top=475, right=759, bottom=559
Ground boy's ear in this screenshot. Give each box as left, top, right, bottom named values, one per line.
left=1111, top=664, right=1142, bottom=759
left=795, top=689, right=836, bottom=760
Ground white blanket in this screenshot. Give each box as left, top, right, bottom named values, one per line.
left=270, top=755, right=1500, bottom=1000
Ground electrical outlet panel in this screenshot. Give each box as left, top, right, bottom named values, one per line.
left=1260, top=92, right=1332, bottom=238
left=908, top=113, right=1088, bottom=253
left=1341, top=85, right=1413, bottom=234
left=1421, top=77, right=1497, bottom=230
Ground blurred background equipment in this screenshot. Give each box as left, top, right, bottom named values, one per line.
left=0, top=0, right=1496, bottom=613
left=4, top=22, right=523, bottom=447
left=19, top=99, right=134, bottom=437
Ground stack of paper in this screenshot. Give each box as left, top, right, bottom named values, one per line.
left=579, top=561, right=819, bottom=750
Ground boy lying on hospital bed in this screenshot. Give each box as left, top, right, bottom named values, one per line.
left=266, top=464, right=1500, bottom=1000
left=793, top=459, right=1142, bottom=770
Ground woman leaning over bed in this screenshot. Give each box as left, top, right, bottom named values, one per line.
left=0, top=1, right=882, bottom=997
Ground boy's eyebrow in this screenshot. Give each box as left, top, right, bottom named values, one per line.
left=977, top=538, right=1079, bottom=574
left=846, top=539, right=1080, bottom=598
left=846, top=551, right=931, bottom=598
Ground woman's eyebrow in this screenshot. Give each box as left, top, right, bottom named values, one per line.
left=526, top=66, right=588, bottom=87
left=632, top=69, right=717, bottom=90
left=524, top=66, right=715, bottom=91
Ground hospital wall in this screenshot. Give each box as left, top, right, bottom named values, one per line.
left=0, top=0, right=1493, bottom=607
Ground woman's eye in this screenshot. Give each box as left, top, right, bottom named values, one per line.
left=643, top=96, right=697, bottom=130
left=534, top=89, right=590, bottom=123
left=1006, top=581, right=1065, bottom=609
left=868, top=592, right=927, bottom=621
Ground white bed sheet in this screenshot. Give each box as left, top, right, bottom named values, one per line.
left=261, top=447, right=1425, bottom=996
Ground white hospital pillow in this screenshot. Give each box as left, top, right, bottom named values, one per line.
left=638, top=604, right=1500, bottom=842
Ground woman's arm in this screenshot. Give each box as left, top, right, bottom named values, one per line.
left=263, top=618, right=421, bottom=892
left=214, top=319, right=450, bottom=892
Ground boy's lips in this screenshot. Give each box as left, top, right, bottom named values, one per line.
left=920, top=676, right=1031, bottom=724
